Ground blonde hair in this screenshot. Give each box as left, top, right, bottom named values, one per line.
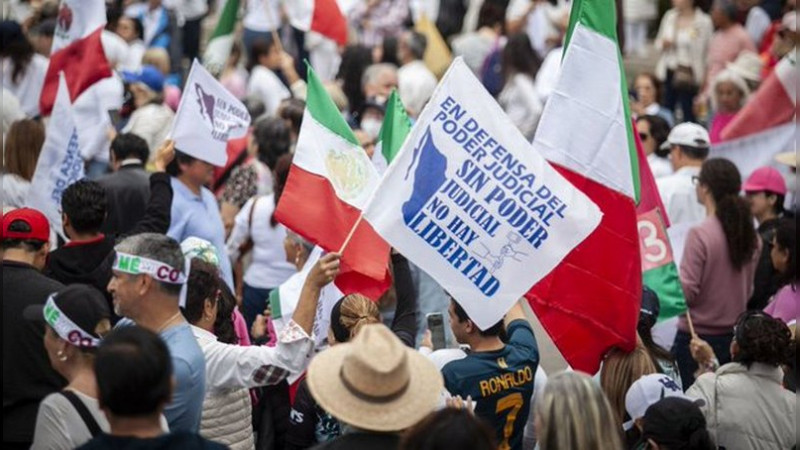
left=142, top=48, right=170, bottom=75
left=339, top=294, right=381, bottom=339
left=3, top=119, right=45, bottom=180
left=536, top=371, right=623, bottom=450
left=599, top=338, right=657, bottom=428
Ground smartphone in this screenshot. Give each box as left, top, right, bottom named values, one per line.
left=426, top=312, right=446, bottom=351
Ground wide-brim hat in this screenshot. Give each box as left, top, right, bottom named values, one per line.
left=307, top=323, right=443, bottom=432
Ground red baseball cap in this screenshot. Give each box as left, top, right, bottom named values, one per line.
left=743, top=167, right=788, bottom=195
left=2, top=208, right=50, bottom=242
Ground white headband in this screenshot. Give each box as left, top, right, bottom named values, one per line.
left=44, top=295, right=102, bottom=348
left=112, top=252, right=187, bottom=284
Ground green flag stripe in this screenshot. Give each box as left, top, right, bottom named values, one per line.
left=305, top=62, right=360, bottom=146
left=268, top=288, right=283, bottom=319
left=565, top=0, right=641, bottom=203
left=209, top=0, right=239, bottom=40
left=379, top=90, right=412, bottom=163
left=643, top=263, right=687, bottom=321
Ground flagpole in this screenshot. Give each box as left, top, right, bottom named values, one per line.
left=685, top=309, right=697, bottom=338
left=338, top=215, right=364, bottom=254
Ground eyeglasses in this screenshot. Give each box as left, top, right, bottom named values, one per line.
left=638, top=132, right=650, bottom=142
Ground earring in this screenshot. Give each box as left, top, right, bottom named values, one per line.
left=57, top=351, right=68, bottom=362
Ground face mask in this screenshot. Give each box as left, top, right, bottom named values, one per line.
left=361, top=117, right=382, bottom=140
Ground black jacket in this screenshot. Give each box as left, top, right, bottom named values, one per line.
left=97, top=163, right=151, bottom=236
left=44, top=172, right=173, bottom=318
left=3, top=261, right=65, bottom=445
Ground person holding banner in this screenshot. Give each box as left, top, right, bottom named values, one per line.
left=673, top=158, right=761, bottom=387
left=442, top=299, right=538, bottom=450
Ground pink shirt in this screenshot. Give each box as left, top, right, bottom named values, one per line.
left=705, top=25, right=756, bottom=94
left=679, top=216, right=761, bottom=335
left=764, top=284, right=798, bottom=324
left=709, top=112, right=737, bottom=144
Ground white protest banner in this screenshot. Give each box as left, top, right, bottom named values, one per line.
left=361, top=58, right=603, bottom=330
left=26, top=73, right=85, bottom=239
left=169, top=59, right=251, bottom=166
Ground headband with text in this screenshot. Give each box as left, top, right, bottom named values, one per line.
left=44, top=295, right=102, bottom=348
left=112, top=252, right=187, bottom=284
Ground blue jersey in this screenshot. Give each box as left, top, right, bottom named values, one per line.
left=441, top=320, right=539, bottom=450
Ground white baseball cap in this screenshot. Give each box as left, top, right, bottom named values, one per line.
left=623, top=374, right=695, bottom=431
left=659, top=122, right=711, bottom=151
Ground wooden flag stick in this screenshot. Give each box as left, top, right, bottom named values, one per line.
left=685, top=308, right=697, bottom=338
left=338, top=215, right=364, bottom=254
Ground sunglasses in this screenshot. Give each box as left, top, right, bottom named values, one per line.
left=639, top=132, right=650, bottom=142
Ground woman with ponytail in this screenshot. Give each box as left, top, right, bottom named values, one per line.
left=686, top=311, right=795, bottom=449
left=673, top=158, right=761, bottom=388
left=639, top=397, right=715, bottom=450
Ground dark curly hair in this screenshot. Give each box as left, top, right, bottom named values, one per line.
left=214, top=282, right=238, bottom=345
left=698, top=159, right=758, bottom=270
left=185, top=259, right=221, bottom=325
left=61, top=180, right=108, bottom=234
left=734, top=310, right=795, bottom=368
left=773, top=217, right=797, bottom=288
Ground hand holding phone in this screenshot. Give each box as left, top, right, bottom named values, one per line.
left=426, top=312, right=447, bottom=350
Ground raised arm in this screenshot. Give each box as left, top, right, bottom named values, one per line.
left=123, top=140, right=175, bottom=237
left=390, top=252, right=417, bottom=348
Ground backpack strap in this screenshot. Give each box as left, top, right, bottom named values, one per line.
left=60, top=390, right=103, bottom=437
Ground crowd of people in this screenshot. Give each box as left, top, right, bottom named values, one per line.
left=2, top=0, right=797, bottom=449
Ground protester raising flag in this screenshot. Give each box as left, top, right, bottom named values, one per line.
left=274, top=64, right=392, bottom=300
left=27, top=74, right=85, bottom=239
left=633, top=128, right=687, bottom=321
left=710, top=52, right=797, bottom=180
left=361, top=57, right=602, bottom=331
left=203, top=0, right=239, bottom=76
left=371, top=90, right=412, bottom=174
left=169, top=59, right=251, bottom=167
left=39, top=0, right=110, bottom=115
left=282, top=0, right=348, bottom=46
left=526, top=0, right=643, bottom=372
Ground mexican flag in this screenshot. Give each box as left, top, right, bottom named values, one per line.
left=525, top=0, right=642, bottom=372
left=282, top=0, right=348, bottom=46
left=203, top=0, right=239, bottom=77
left=371, top=90, right=412, bottom=174
left=273, top=64, right=392, bottom=300
left=40, top=0, right=111, bottom=116
left=633, top=127, right=687, bottom=321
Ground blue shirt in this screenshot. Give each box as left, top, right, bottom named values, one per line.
left=442, top=320, right=539, bottom=450
left=160, top=322, right=206, bottom=433
left=168, top=177, right=234, bottom=288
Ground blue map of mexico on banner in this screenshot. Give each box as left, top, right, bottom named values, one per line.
left=363, top=58, right=603, bottom=330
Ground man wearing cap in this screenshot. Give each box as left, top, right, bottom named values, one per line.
left=623, top=373, right=695, bottom=446
left=120, top=65, right=175, bottom=162
left=743, top=166, right=788, bottom=310
left=107, top=232, right=205, bottom=433
left=2, top=208, right=65, bottom=449
left=656, top=122, right=711, bottom=226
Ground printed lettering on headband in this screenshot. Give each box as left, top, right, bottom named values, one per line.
left=44, top=295, right=102, bottom=348
left=113, top=252, right=187, bottom=284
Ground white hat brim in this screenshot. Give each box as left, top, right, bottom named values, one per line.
left=307, top=344, right=444, bottom=432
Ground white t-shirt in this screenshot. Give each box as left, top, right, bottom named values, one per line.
left=498, top=73, right=543, bottom=141
left=656, top=165, right=706, bottom=226
left=1, top=54, right=48, bottom=117
left=647, top=153, right=674, bottom=179
left=226, top=194, right=296, bottom=289
left=243, top=0, right=281, bottom=32
left=122, top=102, right=176, bottom=160
left=247, top=66, right=291, bottom=116
left=535, top=46, right=563, bottom=104
left=101, top=30, right=130, bottom=69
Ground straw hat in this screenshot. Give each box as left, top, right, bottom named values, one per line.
left=775, top=151, right=797, bottom=168
left=307, top=323, right=443, bottom=432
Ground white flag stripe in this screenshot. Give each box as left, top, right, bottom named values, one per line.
left=169, top=59, right=251, bottom=166
left=532, top=25, right=634, bottom=199
left=293, top=109, right=381, bottom=209
left=710, top=123, right=795, bottom=181
left=26, top=74, right=85, bottom=239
